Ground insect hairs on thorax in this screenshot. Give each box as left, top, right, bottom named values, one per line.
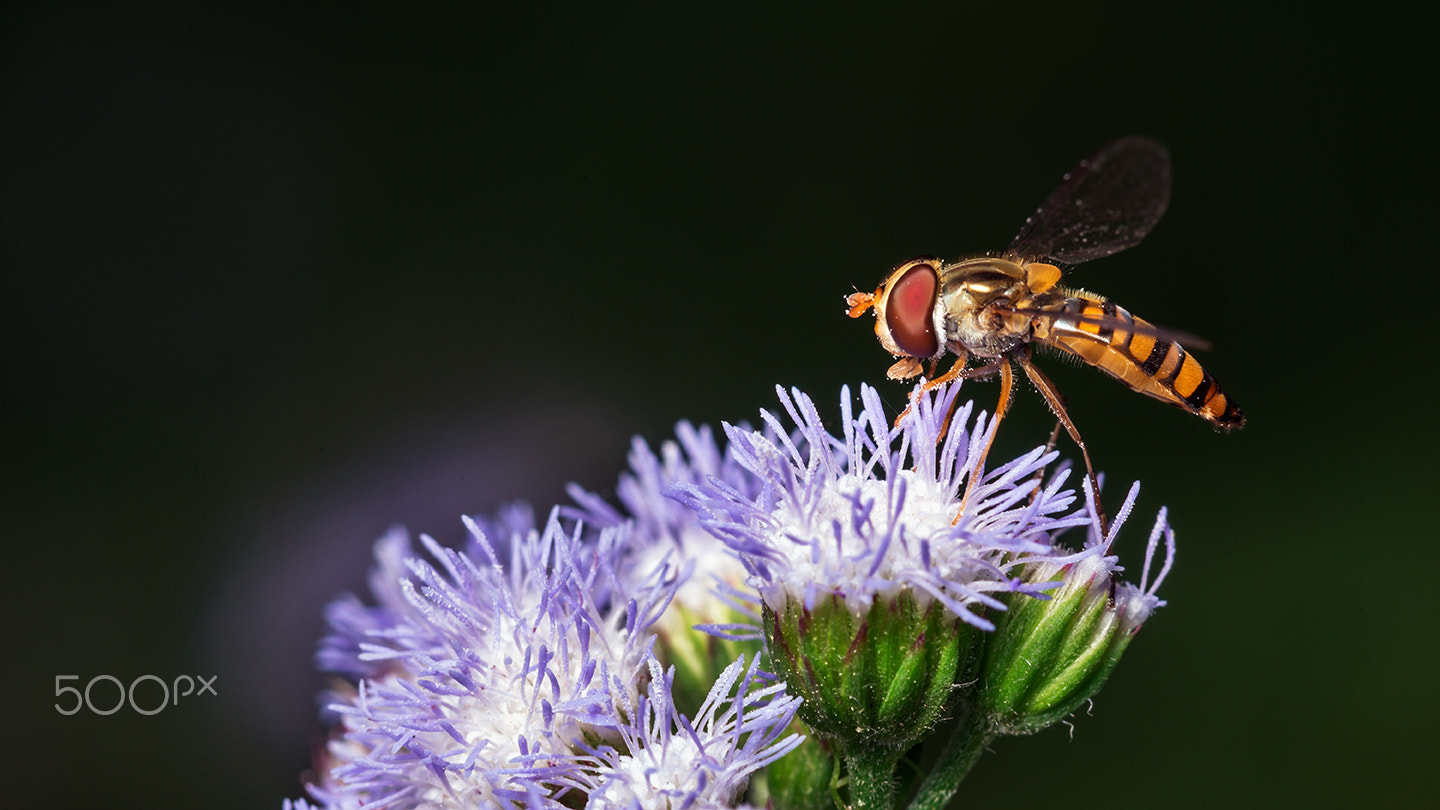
left=939, top=256, right=1041, bottom=358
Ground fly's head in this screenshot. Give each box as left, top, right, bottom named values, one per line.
left=846, top=257, right=945, bottom=380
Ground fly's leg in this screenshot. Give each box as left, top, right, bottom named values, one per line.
left=1024, top=419, right=1066, bottom=509
left=934, top=357, right=1005, bottom=442
left=892, top=349, right=970, bottom=429
left=1015, top=347, right=1109, bottom=536
left=956, top=360, right=1014, bottom=523
left=894, top=354, right=1008, bottom=446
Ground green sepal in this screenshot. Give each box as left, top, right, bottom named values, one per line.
left=764, top=589, right=978, bottom=751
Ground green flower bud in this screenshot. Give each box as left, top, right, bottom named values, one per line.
left=979, top=551, right=1163, bottom=735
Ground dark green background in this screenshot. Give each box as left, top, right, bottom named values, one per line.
left=5, top=3, right=1434, bottom=807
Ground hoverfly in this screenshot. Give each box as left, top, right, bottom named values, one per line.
left=846, top=137, right=1242, bottom=527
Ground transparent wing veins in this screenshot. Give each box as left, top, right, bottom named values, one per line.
left=1005, top=136, right=1172, bottom=265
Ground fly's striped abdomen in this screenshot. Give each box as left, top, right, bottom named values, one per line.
left=1035, top=294, right=1244, bottom=429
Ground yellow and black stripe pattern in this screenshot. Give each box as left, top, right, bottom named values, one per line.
left=1037, top=293, right=1244, bottom=429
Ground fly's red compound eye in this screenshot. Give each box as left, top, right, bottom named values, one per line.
left=884, top=261, right=939, bottom=357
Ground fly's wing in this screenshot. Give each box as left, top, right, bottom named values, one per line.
left=1006, top=136, right=1171, bottom=265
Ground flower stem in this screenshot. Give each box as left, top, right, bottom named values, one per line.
left=843, top=742, right=902, bottom=809
left=903, top=707, right=993, bottom=810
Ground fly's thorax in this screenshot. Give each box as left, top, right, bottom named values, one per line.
left=938, top=257, right=1031, bottom=358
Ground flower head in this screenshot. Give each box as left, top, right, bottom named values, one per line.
left=660, top=381, right=1086, bottom=753
left=294, top=378, right=1182, bottom=808
left=578, top=655, right=804, bottom=810
left=668, top=380, right=1176, bottom=768
left=302, top=510, right=677, bottom=808
left=565, top=422, right=764, bottom=712
left=565, top=422, right=758, bottom=622
left=670, top=381, right=1090, bottom=630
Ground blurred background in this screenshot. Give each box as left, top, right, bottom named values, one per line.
left=3, top=2, right=1433, bottom=807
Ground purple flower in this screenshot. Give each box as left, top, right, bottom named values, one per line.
left=565, top=423, right=760, bottom=632
left=565, top=423, right=769, bottom=712
left=577, top=655, right=804, bottom=809
left=293, top=378, right=1180, bottom=807
left=299, top=510, right=677, bottom=809
left=669, top=381, right=1093, bottom=631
